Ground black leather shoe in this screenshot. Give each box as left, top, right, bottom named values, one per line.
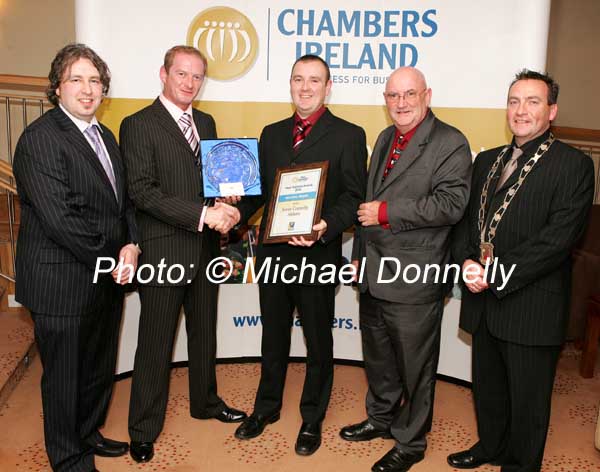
left=130, top=441, right=154, bottom=463
left=372, top=447, right=424, bottom=472
left=234, top=412, right=280, bottom=439
left=193, top=404, right=248, bottom=423
left=295, top=422, right=322, bottom=456
left=86, top=436, right=128, bottom=457
left=447, top=450, right=497, bottom=469
left=211, top=405, right=247, bottom=423
left=340, top=419, right=392, bottom=442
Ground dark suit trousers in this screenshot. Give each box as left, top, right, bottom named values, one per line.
left=360, top=290, right=443, bottom=453
left=469, top=316, right=560, bottom=472
left=128, top=248, right=224, bottom=442
left=254, top=283, right=335, bottom=423
left=32, top=282, right=123, bottom=472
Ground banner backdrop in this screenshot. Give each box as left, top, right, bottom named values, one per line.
left=77, top=0, right=550, bottom=108
left=77, top=0, right=551, bottom=153
left=76, top=0, right=552, bottom=381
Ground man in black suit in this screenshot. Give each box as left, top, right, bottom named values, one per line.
left=448, top=70, right=595, bottom=472
left=120, top=45, right=246, bottom=464
left=233, top=55, right=367, bottom=455
left=13, top=43, right=139, bottom=472
left=341, top=67, right=472, bottom=472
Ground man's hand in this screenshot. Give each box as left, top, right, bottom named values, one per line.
left=112, top=243, right=140, bottom=284
left=462, top=258, right=489, bottom=293
left=205, top=202, right=240, bottom=234
left=289, top=219, right=327, bottom=247
left=216, top=195, right=241, bottom=205
left=357, top=201, right=382, bottom=226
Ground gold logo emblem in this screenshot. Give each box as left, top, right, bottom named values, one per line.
left=187, top=7, right=258, bottom=81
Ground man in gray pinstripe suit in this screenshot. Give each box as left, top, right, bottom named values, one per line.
left=120, top=45, right=246, bottom=464
left=449, top=70, right=595, bottom=471
left=13, top=44, right=139, bottom=472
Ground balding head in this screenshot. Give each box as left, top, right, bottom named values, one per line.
left=384, top=67, right=431, bottom=134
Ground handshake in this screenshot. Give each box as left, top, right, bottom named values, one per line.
left=204, top=201, right=241, bottom=234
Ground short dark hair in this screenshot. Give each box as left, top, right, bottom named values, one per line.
left=291, top=54, right=331, bottom=82
left=163, top=45, right=208, bottom=73
left=47, top=43, right=111, bottom=106
left=510, top=69, right=559, bottom=105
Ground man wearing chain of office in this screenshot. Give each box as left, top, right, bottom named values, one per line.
left=449, top=70, right=594, bottom=471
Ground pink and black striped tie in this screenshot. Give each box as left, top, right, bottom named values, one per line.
left=178, top=112, right=199, bottom=155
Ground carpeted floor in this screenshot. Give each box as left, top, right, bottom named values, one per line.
left=0, top=344, right=598, bottom=471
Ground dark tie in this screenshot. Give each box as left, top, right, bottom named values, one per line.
left=497, top=146, right=523, bottom=190
left=382, top=134, right=404, bottom=181
left=293, top=119, right=311, bottom=150
left=178, top=112, right=199, bottom=155
left=84, top=125, right=117, bottom=198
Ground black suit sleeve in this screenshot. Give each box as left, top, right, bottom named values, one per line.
left=320, top=126, right=367, bottom=243
left=13, top=130, right=113, bottom=270
left=236, top=126, right=268, bottom=224
left=488, top=153, right=595, bottom=298
left=120, top=115, right=204, bottom=233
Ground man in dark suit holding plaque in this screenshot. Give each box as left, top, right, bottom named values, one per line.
left=13, top=43, right=138, bottom=471
left=233, top=55, right=367, bottom=455
left=343, top=67, right=472, bottom=472
left=120, top=45, right=246, bottom=464
left=448, top=70, right=594, bottom=472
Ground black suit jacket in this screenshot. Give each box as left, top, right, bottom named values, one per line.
left=453, top=133, right=595, bottom=345
left=13, top=106, right=137, bottom=316
left=237, top=109, right=367, bottom=283
left=120, top=98, right=220, bottom=285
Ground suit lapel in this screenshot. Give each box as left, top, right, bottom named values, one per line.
left=292, top=109, right=334, bottom=163
left=51, top=108, right=118, bottom=206
left=368, top=127, right=394, bottom=198
left=374, top=112, right=435, bottom=197
left=151, top=99, right=198, bottom=159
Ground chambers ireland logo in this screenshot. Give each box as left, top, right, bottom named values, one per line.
left=187, top=6, right=258, bottom=81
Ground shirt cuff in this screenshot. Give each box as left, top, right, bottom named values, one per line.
left=198, top=205, right=208, bottom=232
left=378, top=201, right=390, bottom=229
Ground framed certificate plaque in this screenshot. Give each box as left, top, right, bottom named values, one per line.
left=263, top=161, right=329, bottom=244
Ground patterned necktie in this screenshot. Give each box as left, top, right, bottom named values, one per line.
left=84, top=125, right=117, bottom=198
left=382, top=133, right=404, bottom=181
left=496, top=146, right=523, bottom=190
left=293, top=119, right=311, bottom=150
left=178, top=112, right=199, bottom=155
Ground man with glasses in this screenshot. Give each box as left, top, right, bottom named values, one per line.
left=341, top=67, right=471, bottom=472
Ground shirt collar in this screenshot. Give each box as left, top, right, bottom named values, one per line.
left=394, top=109, right=429, bottom=146
left=159, top=94, right=194, bottom=123
left=59, top=104, right=101, bottom=133
left=511, top=128, right=552, bottom=155
left=294, top=106, right=327, bottom=126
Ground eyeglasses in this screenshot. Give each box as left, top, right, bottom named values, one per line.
left=383, top=89, right=426, bottom=103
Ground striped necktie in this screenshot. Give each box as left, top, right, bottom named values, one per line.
left=293, top=119, right=311, bottom=150
left=84, top=124, right=118, bottom=198
left=178, top=112, right=199, bottom=155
